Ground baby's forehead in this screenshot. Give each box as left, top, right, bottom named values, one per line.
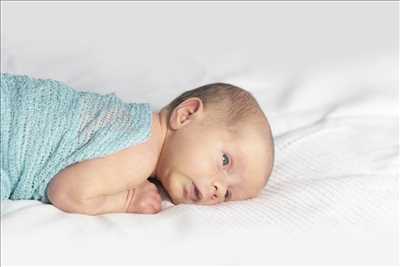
left=226, top=124, right=269, bottom=148
left=230, top=129, right=270, bottom=178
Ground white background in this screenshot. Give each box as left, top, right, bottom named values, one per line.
left=1, top=1, right=398, bottom=265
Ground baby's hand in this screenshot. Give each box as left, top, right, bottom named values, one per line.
left=126, top=180, right=161, bottom=214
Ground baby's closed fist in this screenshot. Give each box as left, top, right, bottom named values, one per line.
left=126, top=180, right=161, bottom=214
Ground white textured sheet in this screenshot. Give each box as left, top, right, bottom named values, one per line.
left=1, top=2, right=398, bottom=265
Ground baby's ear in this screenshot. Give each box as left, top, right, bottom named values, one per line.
left=169, top=97, right=203, bottom=130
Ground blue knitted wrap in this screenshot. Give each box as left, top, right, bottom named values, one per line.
left=0, top=73, right=152, bottom=203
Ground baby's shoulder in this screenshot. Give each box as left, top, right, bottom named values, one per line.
left=100, top=139, right=159, bottom=185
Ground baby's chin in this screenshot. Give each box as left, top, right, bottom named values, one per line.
left=159, top=185, right=178, bottom=204
left=164, top=185, right=186, bottom=205
left=156, top=172, right=195, bottom=205
left=151, top=176, right=186, bottom=205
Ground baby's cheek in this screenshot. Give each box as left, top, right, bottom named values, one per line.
left=169, top=173, right=195, bottom=204
left=159, top=174, right=180, bottom=202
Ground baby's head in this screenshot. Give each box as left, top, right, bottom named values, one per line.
left=154, top=83, right=274, bottom=205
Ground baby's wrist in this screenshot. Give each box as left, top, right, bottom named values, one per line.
left=125, top=188, right=136, bottom=213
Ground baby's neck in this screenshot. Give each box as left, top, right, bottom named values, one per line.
left=149, top=109, right=168, bottom=178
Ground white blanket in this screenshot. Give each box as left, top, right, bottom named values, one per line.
left=1, top=2, right=398, bottom=265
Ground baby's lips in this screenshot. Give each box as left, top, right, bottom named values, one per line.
left=184, top=183, right=197, bottom=202
left=192, top=182, right=203, bottom=201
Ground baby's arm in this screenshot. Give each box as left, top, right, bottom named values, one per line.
left=47, top=141, right=158, bottom=215
left=49, top=188, right=133, bottom=215
left=48, top=179, right=161, bottom=215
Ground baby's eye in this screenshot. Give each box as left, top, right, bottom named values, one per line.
left=222, top=153, right=230, bottom=166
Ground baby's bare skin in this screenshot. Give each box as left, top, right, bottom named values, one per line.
left=47, top=112, right=164, bottom=215
left=48, top=96, right=273, bottom=215
left=126, top=180, right=161, bottom=214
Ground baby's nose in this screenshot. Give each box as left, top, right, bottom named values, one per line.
left=209, top=182, right=227, bottom=202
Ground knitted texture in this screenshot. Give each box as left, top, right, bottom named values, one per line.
left=0, top=73, right=152, bottom=203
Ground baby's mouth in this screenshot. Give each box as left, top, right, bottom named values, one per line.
left=185, top=182, right=202, bottom=202
left=193, top=182, right=202, bottom=201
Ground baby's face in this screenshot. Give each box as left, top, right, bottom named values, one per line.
left=155, top=111, right=272, bottom=205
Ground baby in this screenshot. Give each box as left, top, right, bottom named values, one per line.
left=0, top=73, right=274, bottom=215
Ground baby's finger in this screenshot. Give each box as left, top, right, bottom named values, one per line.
left=150, top=190, right=161, bottom=200
left=148, top=197, right=161, bottom=211
left=155, top=193, right=161, bottom=202
left=141, top=202, right=160, bottom=214
left=143, top=183, right=158, bottom=192
left=150, top=201, right=161, bottom=213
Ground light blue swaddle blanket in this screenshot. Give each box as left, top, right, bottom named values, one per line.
left=0, top=73, right=152, bottom=203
